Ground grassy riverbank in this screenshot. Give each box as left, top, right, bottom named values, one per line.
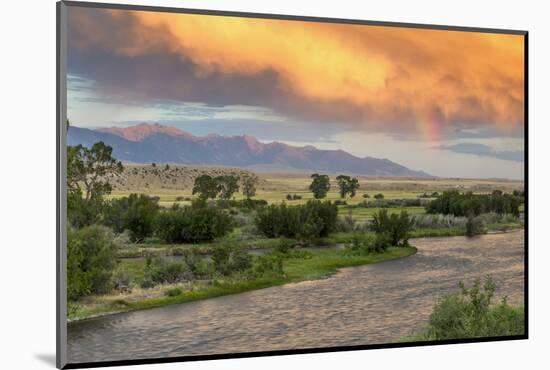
left=68, top=246, right=416, bottom=322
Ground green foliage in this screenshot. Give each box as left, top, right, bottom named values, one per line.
left=217, top=175, right=240, bottom=199
left=251, top=254, right=285, bottom=278
left=241, top=173, right=259, bottom=199
left=254, top=200, right=338, bottom=240
left=154, top=203, right=233, bottom=243
left=345, top=233, right=390, bottom=255
left=336, top=175, right=360, bottom=198
left=141, top=258, right=194, bottom=288
left=426, top=190, right=521, bottom=217
left=374, top=193, right=384, bottom=200
left=192, top=174, right=219, bottom=200
left=466, top=215, right=488, bottom=237
left=309, top=173, right=331, bottom=199
left=211, top=244, right=253, bottom=276
left=370, top=209, right=414, bottom=246
left=67, top=142, right=123, bottom=202
left=410, top=276, right=524, bottom=340
left=164, top=287, right=183, bottom=297
left=67, top=141, right=123, bottom=227
left=67, top=225, right=118, bottom=301
left=103, top=194, right=160, bottom=242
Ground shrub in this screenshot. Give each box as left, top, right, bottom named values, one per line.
left=412, top=214, right=467, bottom=229
left=254, top=201, right=338, bottom=240
left=144, top=258, right=194, bottom=285
left=154, top=203, right=233, bottom=243
left=410, top=276, right=524, bottom=340
left=466, top=215, right=488, bottom=237
left=211, top=244, right=253, bottom=276
left=67, top=225, right=118, bottom=300
left=370, top=209, right=414, bottom=246
left=374, top=193, right=384, bottom=200
left=274, top=238, right=295, bottom=254
left=251, top=254, right=285, bottom=278
left=333, top=199, right=347, bottom=206
left=103, top=194, right=160, bottom=242
left=345, top=233, right=390, bottom=255
left=164, top=287, right=183, bottom=297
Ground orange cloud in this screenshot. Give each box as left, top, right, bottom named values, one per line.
left=69, top=7, right=525, bottom=135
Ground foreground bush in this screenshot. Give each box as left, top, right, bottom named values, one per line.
left=103, top=194, right=160, bottom=242
left=254, top=200, right=338, bottom=240
left=67, top=225, right=118, bottom=300
left=409, top=276, right=524, bottom=340
left=154, top=202, right=233, bottom=243
left=345, top=233, right=390, bottom=255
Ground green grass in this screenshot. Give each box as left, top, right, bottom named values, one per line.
left=68, top=246, right=416, bottom=321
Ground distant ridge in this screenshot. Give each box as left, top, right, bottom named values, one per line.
left=68, top=123, right=430, bottom=177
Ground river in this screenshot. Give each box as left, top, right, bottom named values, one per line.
left=67, top=231, right=525, bottom=363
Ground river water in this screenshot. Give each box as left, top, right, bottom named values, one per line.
left=67, top=231, right=525, bottom=363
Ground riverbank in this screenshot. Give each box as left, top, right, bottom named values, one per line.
left=68, top=246, right=416, bottom=322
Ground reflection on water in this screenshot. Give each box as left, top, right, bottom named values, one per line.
left=68, top=231, right=525, bottom=363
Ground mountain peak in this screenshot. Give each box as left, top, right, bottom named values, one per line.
left=97, top=123, right=194, bottom=142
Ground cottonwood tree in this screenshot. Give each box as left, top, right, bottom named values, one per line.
left=309, top=173, right=331, bottom=199
left=336, top=175, right=360, bottom=199
left=192, top=174, right=219, bottom=200
left=217, top=175, right=240, bottom=199
left=67, top=142, right=123, bottom=201
left=241, top=173, right=259, bottom=199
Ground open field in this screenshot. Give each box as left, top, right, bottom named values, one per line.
left=107, top=165, right=524, bottom=209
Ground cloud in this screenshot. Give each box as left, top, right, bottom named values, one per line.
left=436, top=143, right=524, bottom=162
left=67, top=6, right=525, bottom=138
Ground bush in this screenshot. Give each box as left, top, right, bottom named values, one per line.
left=251, top=254, right=285, bottom=278
left=154, top=203, right=233, bottom=243
left=103, top=194, right=160, bottom=242
left=466, top=215, right=488, bottom=237
left=412, top=214, right=467, bottom=229
left=211, top=244, right=253, bottom=276
left=67, top=225, right=118, bottom=300
left=164, top=287, right=183, bottom=297
left=274, top=238, right=295, bottom=254
left=345, top=233, right=390, bottom=255
left=410, top=276, right=524, bottom=340
left=370, top=209, right=414, bottom=246
left=147, top=259, right=194, bottom=284
left=374, top=193, right=384, bottom=200
left=333, top=199, right=347, bottom=206
left=254, top=200, right=338, bottom=240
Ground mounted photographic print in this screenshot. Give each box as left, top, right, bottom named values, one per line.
left=56, top=1, right=528, bottom=368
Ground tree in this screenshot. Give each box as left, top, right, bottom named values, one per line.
left=192, top=174, right=219, bottom=200
left=217, top=175, right=240, bottom=200
left=336, top=175, right=360, bottom=198
left=309, top=173, right=331, bottom=199
left=67, top=142, right=123, bottom=227
left=67, top=142, right=123, bottom=202
left=103, top=194, right=160, bottom=242
left=241, top=173, right=259, bottom=199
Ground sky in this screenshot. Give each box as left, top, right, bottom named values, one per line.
left=66, top=6, right=525, bottom=179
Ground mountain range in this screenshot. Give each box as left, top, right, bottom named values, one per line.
left=67, top=123, right=429, bottom=177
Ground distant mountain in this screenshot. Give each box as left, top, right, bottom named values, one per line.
left=68, top=123, right=430, bottom=177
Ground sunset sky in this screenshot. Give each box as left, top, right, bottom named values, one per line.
left=67, top=6, right=525, bottom=179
